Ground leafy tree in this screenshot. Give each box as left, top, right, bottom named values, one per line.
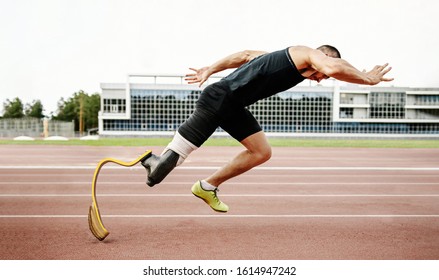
left=53, top=90, right=101, bottom=132
left=53, top=96, right=78, bottom=123
left=2, top=97, right=24, bottom=118
left=83, top=93, right=100, bottom=130
left=25, top=100, right=45, bottom=119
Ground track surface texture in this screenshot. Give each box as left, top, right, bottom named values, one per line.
left=0, top=144, right=438, bottom=260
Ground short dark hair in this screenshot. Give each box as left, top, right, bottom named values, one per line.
left=317, top=45, right=341, bottom=58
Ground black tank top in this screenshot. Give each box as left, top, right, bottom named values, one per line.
left=216, top=48, right=305, bottom=107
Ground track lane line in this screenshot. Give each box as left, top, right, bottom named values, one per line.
left=1, top=182, right=438, bottom=185
left=1, top=194, right=439, bottom=197
left=0, top=166, right=438, bottom=171
left=1, top=214, right=439, bottom=218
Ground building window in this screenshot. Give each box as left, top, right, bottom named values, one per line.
left=415, top=95, right=439, bottom=106
left=101, top=84, right=439, bottom=135
left=103, top=99, right=126, bottom=113
left=340, top=93, right=354, bottom=104
left=369, top=92, right=405, bottom=119
left=340, top=108, right=353, bottom=119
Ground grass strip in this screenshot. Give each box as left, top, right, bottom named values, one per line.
left=1, top=137, right=438, bottom=148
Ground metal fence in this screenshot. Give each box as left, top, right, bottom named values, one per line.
left=0, top=118, right=75, bottom=138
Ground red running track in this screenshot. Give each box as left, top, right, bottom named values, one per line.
left=0, top=145, right=438, bottom=260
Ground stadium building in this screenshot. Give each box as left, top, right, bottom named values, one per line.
left=99, top=74, right=439, bottom=138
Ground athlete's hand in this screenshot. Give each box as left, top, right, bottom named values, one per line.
left=185, top=67, right=210, bottom=87
left=364, top=63, right=394, bottom=85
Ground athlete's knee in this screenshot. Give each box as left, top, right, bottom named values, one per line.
left=165, top=131, right=198, bottom=166
left=252, top=145, right=272, bottom=165
left=258, top=145, right=272, bottom=162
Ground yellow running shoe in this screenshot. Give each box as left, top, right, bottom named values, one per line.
left=191, top=181, right=229, bottom=212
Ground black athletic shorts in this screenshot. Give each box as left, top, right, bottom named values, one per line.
left=178, top=84, right=262, bottom=147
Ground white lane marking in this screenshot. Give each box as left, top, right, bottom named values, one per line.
left=0, top=166, right=438, bottom=171
left=0, top=174, right=438, bottom=177
left=1, top=194, right=439, bottom=197
left=0, top=182, right=438, bottom=185
left=1, top=214, right=439, bottom=218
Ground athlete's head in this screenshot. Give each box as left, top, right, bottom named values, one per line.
left=317, top=45, right=341, bottom=59
left=308, top=45, right=341, bottom=83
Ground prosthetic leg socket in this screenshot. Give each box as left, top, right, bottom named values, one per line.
left=141, top=149, right=180, bottom=187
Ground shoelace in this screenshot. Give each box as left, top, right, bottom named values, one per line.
left=211, top=188, right=220, bottom=204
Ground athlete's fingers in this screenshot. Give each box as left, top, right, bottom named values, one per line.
left=185, top=68, right=198, bottom=77
left=382, top=77, right=394, bottom=82
left=381, top=63, right=390, bottom=71
left=185, top=73, right=200, bottom=82
left=381, top=66, right=392, bottom=75
left=184, top=75, right=198, bottom=81
left=380, top=66, right=393, bottom=81
left=371, top=63, right=390, bottom=74
left=373, top=65, right=382, bottom=71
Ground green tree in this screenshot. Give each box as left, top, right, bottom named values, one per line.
left=83, top=93, right=100, bottom=130
left=54, top=97, right=76, bottom=121
left=2, top=97, right=24, bottom=118
left=53, top=90, right=101, bottom=132
left=25, top=100, right=45, bottom=119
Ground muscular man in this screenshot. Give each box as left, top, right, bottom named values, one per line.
left=141, top=45, right=393, bottom=212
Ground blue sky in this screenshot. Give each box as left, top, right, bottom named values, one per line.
left=1, top=0, right=438, bottom=114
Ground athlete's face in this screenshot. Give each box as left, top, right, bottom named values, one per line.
left=308, top=50, right=335, bottom=83
left=308, top=72, right=329, bottom=83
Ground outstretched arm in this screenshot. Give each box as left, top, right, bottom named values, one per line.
left=185, top=50, right=267, bottom=86
left=308, top=49, right=393, bottom=85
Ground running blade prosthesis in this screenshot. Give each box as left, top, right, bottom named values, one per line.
left=88, top=150, right=152, bottom=241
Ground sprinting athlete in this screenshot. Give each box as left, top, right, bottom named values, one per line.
left=141, top=45, right=393, bottom=212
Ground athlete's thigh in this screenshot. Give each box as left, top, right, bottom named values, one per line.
left=219, top=107, right=262, bottom=142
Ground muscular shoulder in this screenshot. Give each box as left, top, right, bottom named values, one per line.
left=243, top=50, right=269, bottom=62
left=287, top=46, right=316, bottom=70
